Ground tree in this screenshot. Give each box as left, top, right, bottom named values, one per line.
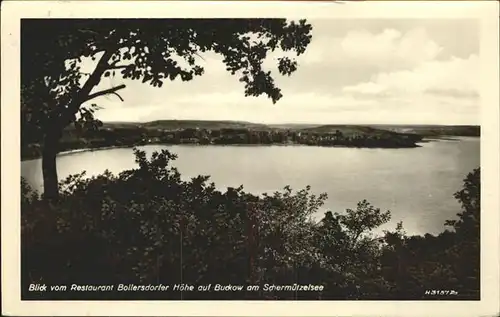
left=445, top=168, right=480, bottom=296
left=21, top=18, right=313, bottom=199
left=445, top=168, right=480, bottom=239
left=316, top=201, right=392, bottom=299
left=379, top=168, right=481, bottom=299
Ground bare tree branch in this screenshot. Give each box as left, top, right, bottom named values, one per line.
left=194, top=52, right=206, bottom=61
left=84, top=84, right=126, bottom=102
left=58, top=49, right=116, bottom=129
left=111, top=91, right=125, bottom=101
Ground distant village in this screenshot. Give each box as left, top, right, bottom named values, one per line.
left=131, top=127, right=421, bottom=147
left=88, top=125, right=422, bottom=150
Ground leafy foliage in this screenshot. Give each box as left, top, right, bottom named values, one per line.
left=21, top=19, right=312, bottom=141
left=21, top=18, right=313, bottom=199
left=21, top=150, right=480, bottom=300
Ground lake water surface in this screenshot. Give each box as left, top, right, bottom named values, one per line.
left=21, top=137, right=480, bottom=236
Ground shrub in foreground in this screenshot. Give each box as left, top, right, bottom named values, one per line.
left=21, top=149, right=480, bottom=300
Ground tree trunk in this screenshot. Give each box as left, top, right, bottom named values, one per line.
left=39, top=50, right=115, bottom=200
left=42, top=128, right=62, bottom=201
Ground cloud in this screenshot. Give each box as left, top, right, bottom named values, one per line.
left=337, top=52, right=479, bottom=125
left=296, top=27, right=444, bottom=69
left=82, top=26, right=453, bottom=101
left=94, top=86, right=478, bottom=125
left=424, top=88, right=479, bottom=99
left=94, top=91, right=380, bottom=123
left=80, top=20, right=479, bottom=125
left=342, top=54, right=479, bottom=97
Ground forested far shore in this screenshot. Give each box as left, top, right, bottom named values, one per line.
left=20, top=121, right=476, bottom=161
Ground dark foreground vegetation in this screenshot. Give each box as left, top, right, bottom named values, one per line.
left=21, top=120, right=442, bottom=160
left=21, top=149, right=480, bottom=300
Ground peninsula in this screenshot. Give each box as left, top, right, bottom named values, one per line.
left=21, top=120, right=480, bottom=161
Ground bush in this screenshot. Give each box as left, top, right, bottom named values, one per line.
left=21, top=149, right=480, bottom=300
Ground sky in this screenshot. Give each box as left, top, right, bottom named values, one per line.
left=83, top=19, right=480, bottom=125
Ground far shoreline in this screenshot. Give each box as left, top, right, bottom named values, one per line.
left=20, top=136, right=480, bottom=162
left=21, top=143, right=422, bottom=162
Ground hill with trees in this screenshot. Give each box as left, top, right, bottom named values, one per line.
left=140, top=120, right=269, bottom=130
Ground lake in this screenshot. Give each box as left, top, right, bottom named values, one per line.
left=21, top=137, right=480, bottom=236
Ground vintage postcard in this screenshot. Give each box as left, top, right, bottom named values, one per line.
left=1, top=0, right=499, bottom=316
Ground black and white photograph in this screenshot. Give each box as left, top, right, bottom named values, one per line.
left=2, top=1, right=499, bottom=316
